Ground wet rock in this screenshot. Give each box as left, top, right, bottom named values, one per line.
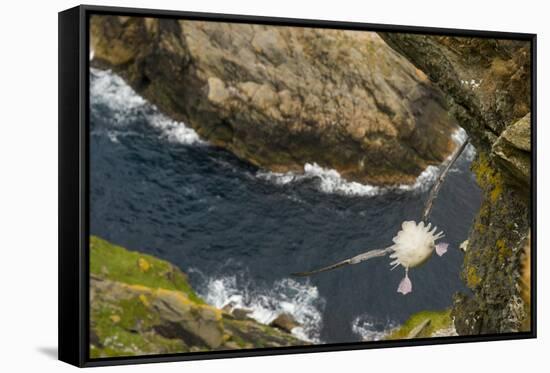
left=459, top=240, right=469, bottom=253
left=270, top=313, right=299, bottom=333
left=221, top=302, right=235, bottom=314
left=220, top=303, right=253, bottom=320
left=232, top=308, right=253, bottom=320
left=91, top=16, right=458, bottom=185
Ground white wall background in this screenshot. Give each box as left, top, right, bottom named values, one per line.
left=0, top=0, right=546, bottom=371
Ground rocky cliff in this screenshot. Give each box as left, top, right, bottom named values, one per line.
left=88, top=15, right=533, bottom=337
left=89, top=236, right=305, bottom=358
left=90, top=15, right=458, bottom=185
left=379, top=34, right=532, bottom=334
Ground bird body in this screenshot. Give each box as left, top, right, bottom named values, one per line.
left=389, top=220, right=446, bottom=294
left=390, top=220, right=444, bottom=270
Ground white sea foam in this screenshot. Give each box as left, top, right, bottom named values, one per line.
left=256, top=170, right=299, bottom=186
left=257, top=127, right=477, bottom=197
left=148, top=113, right=203, bottom=145
left=304, top=163, right=383, bottom=196
left=351, top=314, right=397, bottom=341
left=91, top=68, right=147, bottom=118
left=257, top=162, right=437, bottom=197
left=397, top=165, right=440, bottom=193
left=197, top=275, right=325, bottom=343
left=90, top=68, right=204, bottom=145
left=258, top=163, right=382, bottom=197
left=452, top=127, right=476, bottom=162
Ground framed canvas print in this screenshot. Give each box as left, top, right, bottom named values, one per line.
left=58, top=5, right=536, bottom=367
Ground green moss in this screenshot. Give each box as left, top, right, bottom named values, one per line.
left=229, top=333, right=247, bottom=348
left=90, top=236, right=204, bottom=304
left=386, top=309, right=452, bottom=340
left=89, top=236, right=306, bottom=356
left=90, top=298, right=188, bottom=358
left=116, top=296, right=158, bottom=330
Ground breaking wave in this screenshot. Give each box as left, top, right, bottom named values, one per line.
left=90, top=68, right=204, bottom=145
left=257, top=162, right=440, bottom=197
left=452, top=127, right=477, bottom=163
left=351, top=313, right=397, bottom=341
left=257, top=163, right=383, bottom=197
left=257, top=127, right=475, bottom=197
left=191, top=272, right=325, bottom=343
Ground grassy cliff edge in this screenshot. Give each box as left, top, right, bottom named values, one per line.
left=89, top=236, right=306, bottom=358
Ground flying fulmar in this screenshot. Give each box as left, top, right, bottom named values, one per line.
left=292, top=220, right=449, bottom=295
left=291, top=136, right=469, bottom=295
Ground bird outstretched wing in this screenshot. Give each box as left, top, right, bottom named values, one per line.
left=291, top=247, right=393, bottom=277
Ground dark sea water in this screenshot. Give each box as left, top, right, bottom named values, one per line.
left=89, top=68, right=482, bottom=344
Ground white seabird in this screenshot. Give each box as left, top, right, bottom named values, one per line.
left=389, top=220, right=448, bottom=295
left=292, top=220, right=449, bottom=295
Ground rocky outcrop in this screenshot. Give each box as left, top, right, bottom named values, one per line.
left=378, top=37, right=530, bottom=142
left=270, top=313, right=300, bottom=333
left=379, top=34, right=532, bottom=334
left=89, top=236, right=305, bottom=358
left=492, top=113, right=531, bottom=184
left=90, top=15, right=458, bottom=185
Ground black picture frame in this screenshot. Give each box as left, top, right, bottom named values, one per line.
left=59, top=4, right=537, bottom=367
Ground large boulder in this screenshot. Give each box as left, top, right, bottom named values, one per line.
left=90, top=15, right=458, bottom=185
left=379, top=34, right=532, bottom=334
left=270, top=313, right=300, bottom=333
left=492, top=113, right=531, bottom=185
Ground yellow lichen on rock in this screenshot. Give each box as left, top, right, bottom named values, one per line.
left=466, top=267, right=481, bottom=288
left=496, top=239, right=512, bottom=265
left=137, top=257, right=150, bottom=272
left=378, top=33, right=532, bottom=336
left=472, top=152, right=504, bottom=203
left=138, top=293, right=150, bottom=307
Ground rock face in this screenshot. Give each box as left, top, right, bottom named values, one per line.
left=492, top=113, right=531, bottom=184
left=89, top=236, right=305, bottom=358
left=379, top=34, right=532, bottom=334
left=269, top=313, right=300, bottom=333
left=90, top=15, right=458, bottom=185
left=379, top=36, right=530, bottom=144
